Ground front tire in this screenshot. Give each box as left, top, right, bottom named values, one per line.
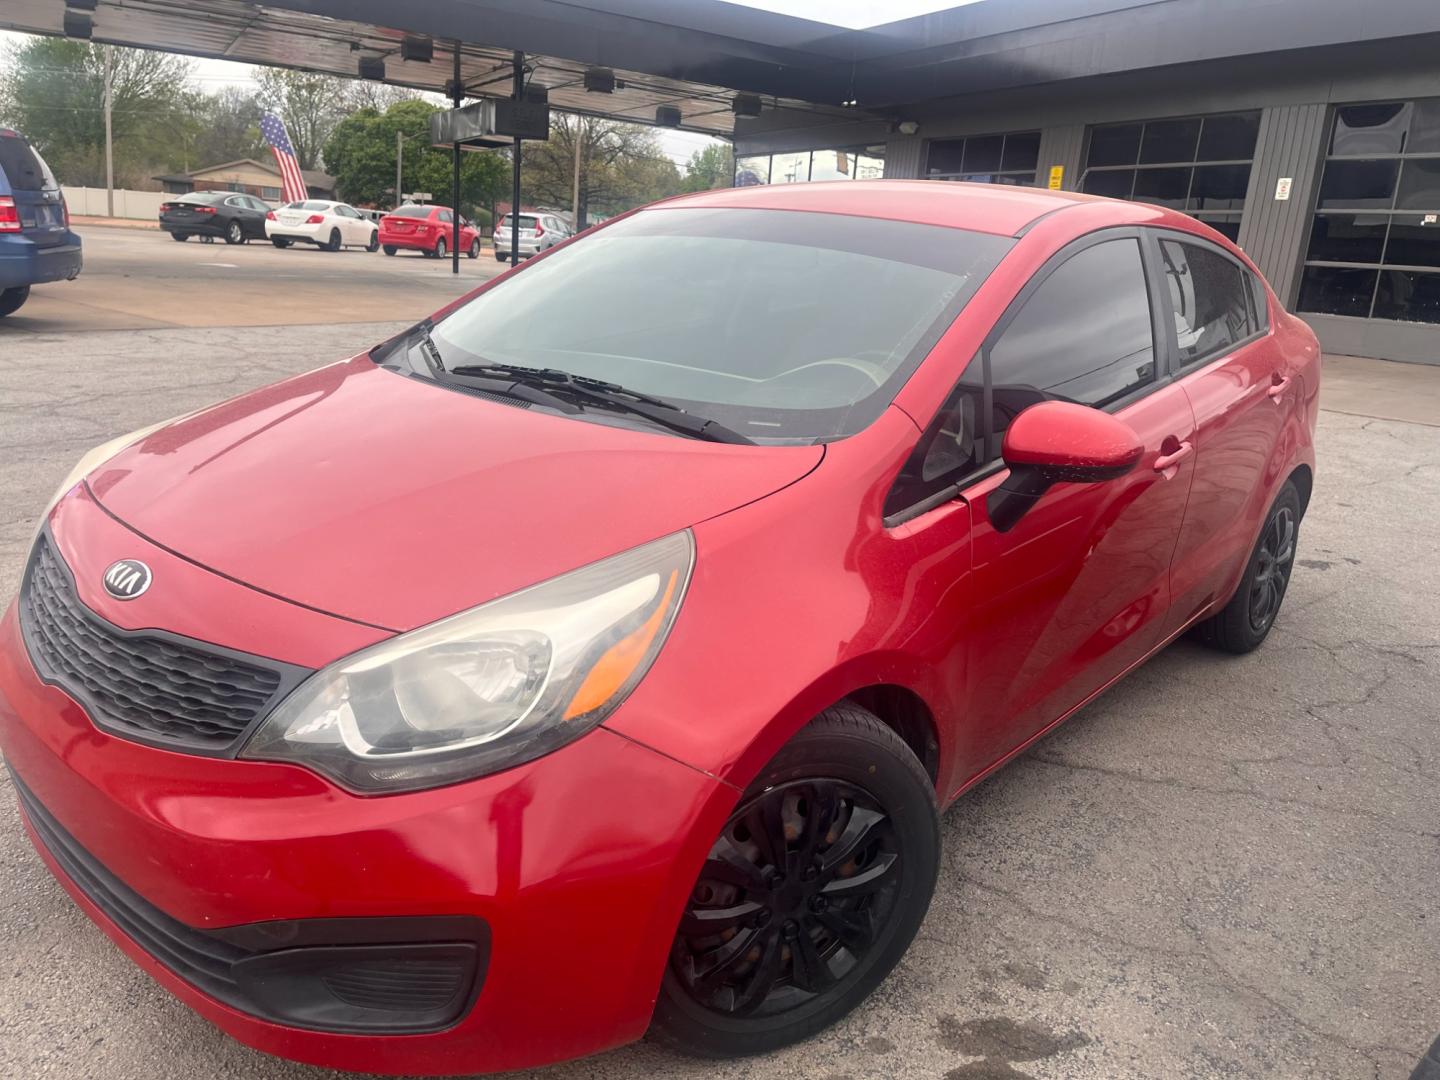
left=0, top=285, right=31, bottom=317
left=651, top=705, right=939, bottom=1058
left=1192, top=481, right=1302, bottom=654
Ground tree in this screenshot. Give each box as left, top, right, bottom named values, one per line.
left=520, top=114, right=682, bottom=228
left=323, top=99, right=508, bottom=212
left=681, top=143, right=734, bottom=192
left=182, top=85, right=265, bottom=170
left=0, top=37, right=193, bottom=186
left=254, top=68, right=356, bottom=170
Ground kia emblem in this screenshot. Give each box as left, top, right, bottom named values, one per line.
left=102, top=559, right=152, bottom=600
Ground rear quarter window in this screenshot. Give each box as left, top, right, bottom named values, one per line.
left=0, top=136, right=52, bottom=191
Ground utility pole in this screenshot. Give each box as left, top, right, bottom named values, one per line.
left=511, top=51, right=523, bottom=267
left=571, top=119, right=581, bottom=230
left=395, top=129, right=404, bottom=210
left=103, top=45, right=114, bottom=218
left=451, top=41, right=462, bottom=275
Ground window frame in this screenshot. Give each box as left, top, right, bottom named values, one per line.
left=884, top=226, right=1170, bottom=525
left=1151, top=229, right=1270, bottom=374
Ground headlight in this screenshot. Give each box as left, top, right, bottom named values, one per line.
left=35, top=419, right=171, bottom=537
left=240, top=530, right=695, bottom=794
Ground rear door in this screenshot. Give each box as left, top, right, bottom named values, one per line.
left=1155, top=232, right=1291, bottom=633
left=0, top=134, right=67, bottom=248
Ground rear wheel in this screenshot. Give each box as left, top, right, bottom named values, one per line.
left=171, top=232, right=190, bottom=242
left=651, top=705, right=939, bottom=1058
left=383, top=245, right=397, bottom=256
left=224, top=220, right=244, bottom=245
left=324, top=229, right=342, bottom=252
left=270, top=237, right=291, bottom=248
left=467, top=238, right=481, bottom=259
left=434, top=236, right=447, bottom=260
left=1192, top=481, right=1302, bottom=654
left=0, top=286, right=31, bottom=317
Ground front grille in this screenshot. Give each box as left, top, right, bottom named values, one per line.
left=11, top=770, right=486, bottom=1033
left=18, top=533, right=309, bottom=756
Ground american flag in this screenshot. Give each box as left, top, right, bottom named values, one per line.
left=260, top=114, right=308, bottom=204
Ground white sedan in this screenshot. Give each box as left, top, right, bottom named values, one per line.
left=265, top=200, right=379, bottom=252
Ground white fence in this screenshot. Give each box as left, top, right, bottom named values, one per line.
left=61, top=186, right=167, bottom=220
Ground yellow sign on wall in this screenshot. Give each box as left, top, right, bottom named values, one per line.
left=1047, top=165, right=1065, bottom=190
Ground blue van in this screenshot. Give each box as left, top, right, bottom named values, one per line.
left=0, top=128, right=83, bottom=317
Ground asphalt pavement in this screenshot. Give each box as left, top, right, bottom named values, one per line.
left=1, top=224, right=502, bottom=333
left=0, top=260, right=1437, bottom=1079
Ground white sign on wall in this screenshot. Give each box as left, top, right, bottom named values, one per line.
left=1275, top=177, right=1293, bottom=201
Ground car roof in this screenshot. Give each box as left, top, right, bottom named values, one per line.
left=654, top=180, right=1110, bottom=238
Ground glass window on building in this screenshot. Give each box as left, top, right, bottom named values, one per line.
left=1298, top=98, right=1440, bottom=325
left=1080, top=111, right=1261, bottom=240
left=925, top=131, right=1040, bottom=185
left=732, top=145, right=885, bottom=186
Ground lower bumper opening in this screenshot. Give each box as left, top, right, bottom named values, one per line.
left=11, top=769, right=488, bottom=1034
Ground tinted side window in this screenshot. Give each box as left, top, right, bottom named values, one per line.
left=438, top=209, right=453, bottom=223
left=1158, top=239, right=1254, bottom=366
left=0, top=137, right=48, bottom=191
left=987, top=238, right=1156, bottom=454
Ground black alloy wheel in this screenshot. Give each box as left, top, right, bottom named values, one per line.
left=1248, top=504, right=1296, bottom=634
left=1193, top=480, right=1303, bottom=654
left=224, top=220, right=244, bottom=245
left=675, top=779, right=902, bottom=1016
left=653, top=706, right=939, bottom=1057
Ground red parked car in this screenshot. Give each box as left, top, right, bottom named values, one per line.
left=377, top=204, right=481, bottom=259
left=1, top=181, right=1318, bottom=1074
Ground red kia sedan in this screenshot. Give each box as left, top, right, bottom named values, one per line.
left=378, top=204, right=481, bottom=259
left=0, top=181, right=1318, bottom=1074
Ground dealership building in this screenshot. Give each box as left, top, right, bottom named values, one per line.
left=729, top=0, right=1440, bottom=365
left=6, top=0, right=1440, bottom=364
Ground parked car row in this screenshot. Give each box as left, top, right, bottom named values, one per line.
left=156, top=195, right=556, bottom=262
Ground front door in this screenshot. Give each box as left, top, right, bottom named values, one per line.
left=956, top=232, right=1197, bottom=776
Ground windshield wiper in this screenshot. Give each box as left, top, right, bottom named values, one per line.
left=403, top=331, right=581, bottom=413
left=448, top=363, right=754, bottom=444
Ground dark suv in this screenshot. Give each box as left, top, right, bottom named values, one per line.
left=0, top=128, right=82, bottom=317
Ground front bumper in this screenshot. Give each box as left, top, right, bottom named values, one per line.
left=0, top=233, right=82, bottom=288
left=0, top=493, right=736, bottom=1074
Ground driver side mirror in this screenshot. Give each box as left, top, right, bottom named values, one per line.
left=987, top=401, right=1143, bottom=532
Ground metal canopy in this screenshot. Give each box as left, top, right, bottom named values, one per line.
left=0, top=0, right=872, bottom=137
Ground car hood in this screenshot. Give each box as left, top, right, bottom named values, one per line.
left=87, top=357, right=823, bottom=631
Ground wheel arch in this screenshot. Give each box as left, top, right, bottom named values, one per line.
left=840, top=684, right=940, bottom=786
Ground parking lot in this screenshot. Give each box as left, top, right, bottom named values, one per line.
left=1, top=242, right=1438, bottom=1079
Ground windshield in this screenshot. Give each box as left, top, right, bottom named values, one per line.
left=427, top=207, right=1011, bottom=443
